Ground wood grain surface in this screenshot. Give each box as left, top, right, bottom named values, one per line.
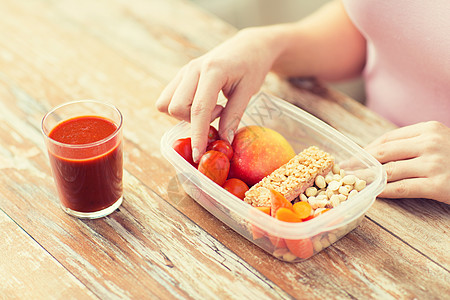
left=0, top=0, right=448, bottom=299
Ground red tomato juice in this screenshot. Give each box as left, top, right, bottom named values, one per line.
left=48, top=116, right=123, bottom=213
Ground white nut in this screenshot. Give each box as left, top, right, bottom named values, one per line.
left=316, top=194, right=328, bottom=201
left=338, top=185, right=352, bottom=196
left=313, top=239, right=323, bottom=252
left=325, top=174, right=334, bottom=184
left=308, top=196, right=319, bottom=209
left=320, top=237, right=331, bottom=248
left=326, top=188, right=337, bottom=199
left=329, top=194, right=341, bottom=202
left=327, top=180, right=341, bottom=191
left=333, top=174, right=342, bottom=181
left=330, top=195, right=341, bottom=208
left=273, top=248, right=289, bottom=258
left=354, top=179, right=367, bottom=191
left=317, top=198, right=328, bottom=208
left=332, top=164, right=341, bottom=175
left=342, top=175, right=357, bottom=185
left=300, top=193, right=308, bottom=202
left=314, top=207, right=327, bottom=217
left=338, top=194, right=347, bottom=202
left=315, top=175, right=326, bottom=189
left=328, top=233, right=338, bottom=244
left=305, top=186, right=318, bottom=197
left=348, top=190, right=359, bottom=198
left=339, top=169, right=346, bottom=177
left=283, top=251, right=298, bottom=262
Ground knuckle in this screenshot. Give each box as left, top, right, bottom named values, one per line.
left=380, top=132, right=392, bottom=144
left=422, top=141, right=438, bottom=153
left=201, top=57, right=227, bottom=76
left=424, top=120, right=444, bottom=131
left=178, top=59, right=202, bottom=76
left=423, top=155, right=446, bottom=176
left=433, top=175, right=446, bottom=189
left=167, top=103, right=187, bottom=118
left=394, top=180, right=409, bottom=198
left=191, top=102, right=212, bottom=118
left=185, top=59, right=201, bottom=71
left=422, top=133, right=443, bottom=153
left=384, top=162, right=396, bottom=180
left=375, top=145, right=387, bottom=160
left=423, top=160, right=438, bottom=174
left=201, top=57, right=220, bottom=69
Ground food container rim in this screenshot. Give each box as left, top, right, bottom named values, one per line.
left=160, top=91, right=386, bottom=238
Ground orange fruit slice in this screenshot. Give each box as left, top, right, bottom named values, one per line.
left=269, top=189, right=293, bottom=217
left=275, top=207, right=302, bottom=223
left=293, top=201, right=312, bottom=219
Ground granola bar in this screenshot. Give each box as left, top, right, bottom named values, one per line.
left=244, top=146, right=334, bottom=207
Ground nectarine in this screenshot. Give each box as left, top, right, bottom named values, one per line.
left=229, top=126, right=295, bottom=186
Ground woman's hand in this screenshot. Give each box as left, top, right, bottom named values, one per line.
left=156, top=0, right=366, bottom=162
left=156, top=27, right=282, bottom=162
left=365, top=121, right=450, bottom=204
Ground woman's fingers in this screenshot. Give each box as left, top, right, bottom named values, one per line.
left=379, top=178, right=432, bottom=199
left=218, top=85, right=253, bottom=144
left=365, top=122, right=450, bottom=203
left=383, top=158, right=424, bottom=182
left=210, top=105, right=224, bottom=122
left=365, top=137, right=421, bottom=164
left=167, top=65, right=202, bottom=122
left=365, top=124, right=422, bottom=148
left=190, top=69, right=225, bottom=162
left=155, top=70, right=184, bottom=114
left=156, top=28, right=275, bottom=162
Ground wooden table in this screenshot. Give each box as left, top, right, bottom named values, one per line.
left=0, top=0, right=448, bottom=299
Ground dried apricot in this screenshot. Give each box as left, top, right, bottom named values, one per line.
left=275, top=207, right=302, bottom=223
left=269, top=189, right=292, bottom=217
left=293, top=201, right=312, bottom=219
left=255, top=206, right=270, bottom=215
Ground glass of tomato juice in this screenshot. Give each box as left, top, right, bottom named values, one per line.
left=41, top=100, right=123, bottom=219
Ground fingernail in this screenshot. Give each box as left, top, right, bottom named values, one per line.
left=227, top=130, right=234, bottom=144
left=192, top=147, right=200, bottom=163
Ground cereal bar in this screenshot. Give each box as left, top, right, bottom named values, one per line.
left=244, top=146, right=334, bottom=207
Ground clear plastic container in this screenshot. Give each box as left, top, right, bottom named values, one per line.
left=161, top=91, right=386, bottom=262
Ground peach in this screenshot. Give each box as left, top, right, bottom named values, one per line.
left=229, top=126, right=295, bottom=187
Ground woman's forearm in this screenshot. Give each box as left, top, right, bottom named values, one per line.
left=261, top=0, right=367, bottom=81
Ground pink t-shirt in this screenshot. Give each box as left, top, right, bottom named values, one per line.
left=342, top=0, right=450, bottom=127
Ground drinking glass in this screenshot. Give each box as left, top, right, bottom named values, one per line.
left=41, top=100, right=123, bottom=219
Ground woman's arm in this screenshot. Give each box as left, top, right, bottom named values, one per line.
left=269, top=0, right=366, bottom=80
left=156, top=0, right=366, bottom=161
